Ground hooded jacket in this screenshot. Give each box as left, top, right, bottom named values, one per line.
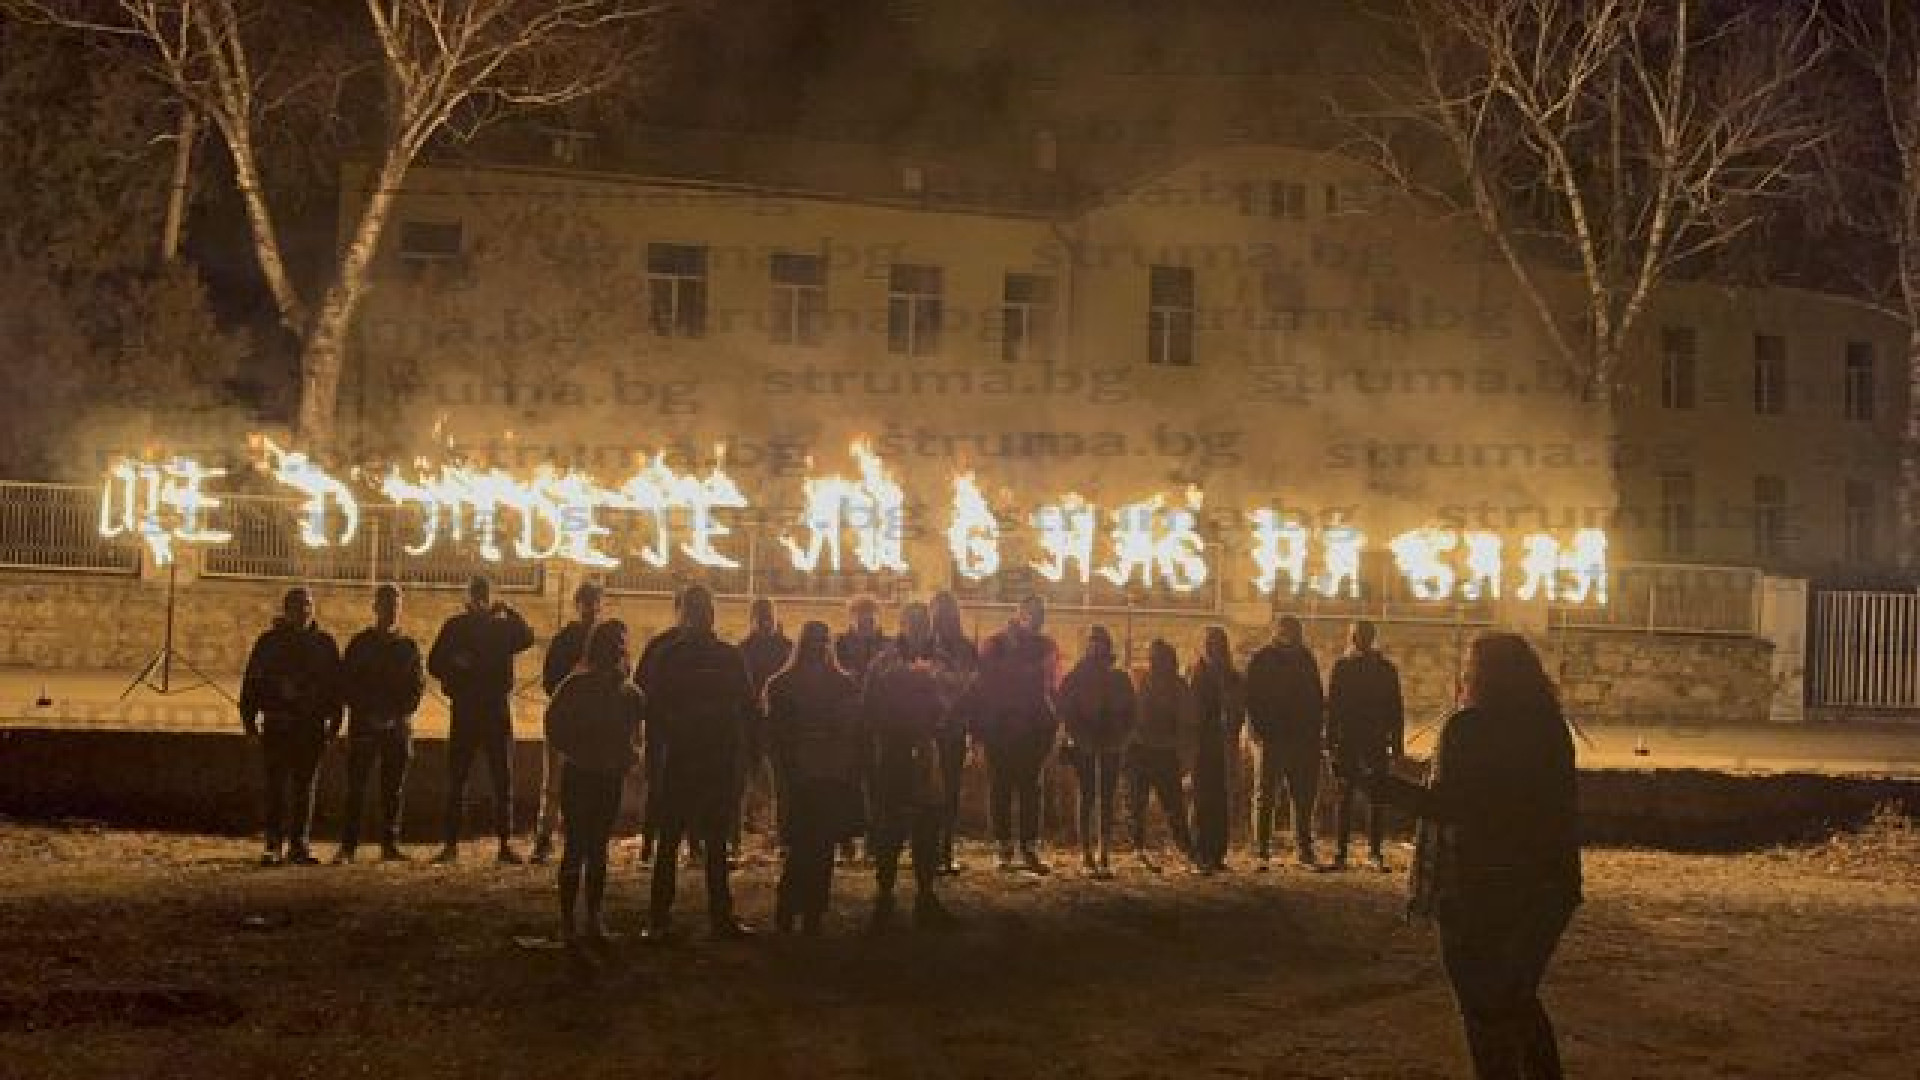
left=1327, top=648, right=1406, bottom=762
left=1244, top=641, right=1324, bottom=749
left=427, top=604, right=534, bottom=702
left=339, top=625, right=424, bottom=733
left=240, top=618, right=343, bottom=733
left=1059, top=656, right=1136, bottom=754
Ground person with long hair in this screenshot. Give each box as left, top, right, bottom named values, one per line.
left=544, top=619, right=642, bottom=957
left=928, top=590, right=978, bottom=875
left=1366, top=632, right=1582, bottom=1080
left=1128, top=638, right=1195, bottom=873
left=764, top=621, right=864, bottom=935
left=1187, top=627, right=1244, bottom=874
left=861, top=602, right=959, bottom=929
left=977, top=594, right=1062, bottom=875
left=1059, top=624, right=1134, bottom=877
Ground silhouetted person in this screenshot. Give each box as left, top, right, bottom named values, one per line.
left=1245, top=615, right=1325, bottom=869
left=546, top=620, right=643, bottom=958
left=335, top=583, right=424, bottom=863
left=535, top=580, right=605, bottom=865
left=1366, top=633, right=1581, bottom=1080
left=832, top=594, right=886, bottom=865
left=765, top=621, right=864, bottom=935
left=639, top=584, right=755, bottom=941
left=1326, top=620, right=1404, bottom=871
left=1059, top=624, right=1134, bottom=877
left=428, top=575, right=535, bottom=864
left=239, top=587, right=342, bottom=866
left=632, top=588, right=689, bottom=868
left=928, top=590, right=978, bottom=875
left=862, top=602, right=958, bottom=930
left=738, top=595, right=792, bottom=854
left=1128, top=638, right=1194, bottom=873
left=977, top=594, right=1061, bottom=875
left=1187, top=627, right=1243, bottom=874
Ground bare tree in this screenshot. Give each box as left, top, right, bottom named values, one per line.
left=24, top=0, right=674, bottom=447
left=1347, top=0, right=1828, bottom=402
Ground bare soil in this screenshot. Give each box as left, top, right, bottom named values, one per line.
left=1, top=820, right=1916, bottom=1079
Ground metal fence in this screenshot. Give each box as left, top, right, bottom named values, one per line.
left=1809, top=590, right=1920, bottom=710
left=199, top=495, right=544, bottom=592
left=1551, top=562, right=1761, bottom=637
left=0, top=482, right=140, bottom=575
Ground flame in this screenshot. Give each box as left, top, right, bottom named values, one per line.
left=1099, top=488, right=1208, bottom=592
left=1562, top=528, right=1608, bottom=605
left=780, top=440, right=907, bottom=575
left=1517, top=533, right=1559, bottom=602
left=1248, top=507, right=1309, bottom=596
left=1461, top=530, right=1503, bottom=601
left=948, top=471, right=1001, bottom=580
left=97, top=456, right=231, bottom=564
left=1390, top=526, right=1458, bottom=601
left=1030, top=492, right=1096, bottom=585
left=1314, top=516, right=1366, bottom=599
left=257, top=436, right=359, bottom=549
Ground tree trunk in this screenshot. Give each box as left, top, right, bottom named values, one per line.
left=160, top=106, right=196, bottom=264
left=225, top=124, right=308, bottom=334
left=294, top=151, right=412, bottom=448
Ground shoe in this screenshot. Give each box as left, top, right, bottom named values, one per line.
left=709, top=918, right=755, bottom=941
left=939, top=861, right=965, bottom=877
left=333, top=847, right=356, bottom=865
left=287, top=849, right=320, bottom=866
left=497, top=844, right=525, bottom=866
left=1295, top=855, right=1323, bottom=872
left=996, top=851, right=1018, bottom=873
left=380, top=844, right=409, bottom=862
left=1254, top=858, right=1272, bottom=874
left=530, top=840, right=553, bottom=866
left=431, top=844, right=459, bottom=865
left=1330, top=856, right=1351, bottom=872
left=1081, top=852, right=1099, bottom=875
left=1136, top=851, right=1162, bottom=875
left=260, top=849, right=282, bottom=867
left=1020, top=850, right=1050, bottom=877
left=1367, top=853, right=1390, bottom=873
left=640, top=922, right=677, bottom=944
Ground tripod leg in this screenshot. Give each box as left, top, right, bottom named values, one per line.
left=120, top=651, right=165, bottom=702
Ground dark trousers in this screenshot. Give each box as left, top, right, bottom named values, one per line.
left=1191, top=738, right=1231, bottom=868
left=1069, top=748, right=1122, bottom=855
left=986, top=736, right=1048, bottom=855
left=871, top=805, right=940, bottom=899
left=340, top=725, right=411, bottom=851
left=1252, top=741, right=1320, bottom=859
left=649, top=810, right=734, bottom=930
left=261, top=717, right=326, bottom=854
left=1128, top=745, right=1191, bottom=854
left=1438, top=896, right=1578, bottom=1080
left=779, top=835, right=836, bottom=925
left=444, top=696, right=514, bottom=846
left=1332, top=753, right=1389, bottom=860
left=934, top=734, right=966, bottom=867
left=560, top=766, right=622, bottom=881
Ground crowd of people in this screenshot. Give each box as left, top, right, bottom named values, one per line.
left=239, top=576, right=1583, bottom=1080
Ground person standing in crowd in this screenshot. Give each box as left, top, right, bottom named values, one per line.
left=240, top=587, right=342, bottom=867
left=977, top=594, right=1061, bottom=875
left=334, top=583, right=424, bottom=864
left=632, top=588, right=688, bottom=869
left=639, top=584, right=755, bottom=941
left=1245, top=615, right=1326, bottom=870
left=428, top=575, right=535, bottom=865
left=1326, top=620, right=1405, bottom=872
left=832, top=594, right=887, bottom=865
left=765, top=621, right=864, bottom=935
left=928, top=590, right=978, bottom=876
left=534, top=581, right=606, bottom=865
left=1364, top=633, right=1582, bottom=1080
left=738, top=596, right=793, bottom=858
left=1128, top=638, right=1194, bottom=874
left=862, top=602, right=959, bottom=930
left=1058, top=625, right=1134, bottom=878
left=1187, top=627, right=1244, bottom=875
left=545, top=620, right=643, bottom=957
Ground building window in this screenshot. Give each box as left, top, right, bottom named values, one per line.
left=1001, top=273, right=1055, bottom=363
left=1269, top=180, right=1307, bottom=220
left=1660, top=326, right=1696, bottom=410
left=1845, top=341, right=1876, bottom=422
left=647, top=243, right=707, bottom=339
left=1261, top=269, right=1306, bottom=331
left=1147, top=265, right=1196, bottom=366
left=886, top=263, right=943, bottom=356
left=1659, top=470, right=1696, bottom=558
left=769, top=251, right=825, bottom=346
left=1845, top=481, right=1877, bottom=563
left=1753, top=334, right=1787, bottom=415
left=397, top=219, right=464, bottom=262
left=1753, top=474, right=1788, bottom=560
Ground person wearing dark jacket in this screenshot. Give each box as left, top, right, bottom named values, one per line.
left=832, top=595, right=886, bottom=866
left=861, top=602, right=958, bottom=930
left=1326, top=621, right=1405, bottom=871
left=1365, top=633, right=1581, bottom=1080
left=637, top=584, right=756, bottom=941
left=1058, top=625, right=1135, bottom=878
left=737, top=596, right=792, bottom=854
left=534, top=580, right=605, bottom=865
left=1244, top=615, right=1326, bottom=869
left=929, top=590, right=978, bottom=875
left=239, top=587, right=343, bottom=866
left=1187, top=627, right=1244, bottom=874
left=976, top=594, right=1061, bottom=875
left=1128, top=639, right=1194, bottom=873
left=546, top=619, right=643, bottom=957
left=765, top=621, right=864, bottom=935
left=334, top=583, right=424, bottom=863
left=427, top=575, right=535, bottom=865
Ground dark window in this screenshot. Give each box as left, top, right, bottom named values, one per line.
left=1660, top=326, right=1696, bottom=410
left=1147, top=265, right=1196, bottom=366
left=1001, top=273, right=1055, bottom=363
left=887, top=264, right=943, bottom=356
left=1845, top=341, right=1876, bottom=422
left=1845, top=480, right=1876, bottom=563
left=769, top=251, right=826, bottom=346
left=1269, top=180, right=1307, bottom=220
left=1659, top=470, right=1695, bottom=558
left=1753, top=474, right=1788, bottom=559
left=1753, top=334, right=1787, bottom=415
left=397, top=220, right=463, bottom=261
left=647, top=243, right=707, bottom=339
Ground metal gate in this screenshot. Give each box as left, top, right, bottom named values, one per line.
left=1809, top=591, right=1920, bottom=710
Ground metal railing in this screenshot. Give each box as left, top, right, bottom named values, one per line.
left=0, top=482, right=140, bottom=575
left=199, top=495, right=544, bottom=592
left=1551, top=561, right=1761, bottom=636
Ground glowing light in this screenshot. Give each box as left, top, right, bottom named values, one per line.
left=947, top=472, right=1001, bottom=580
left=1248, top=507, right=1310, bottom=596
left=1461, top=531, right=1503, bottom=601
left=527, top=466, right=619, bottom=569
left=1099, top=488, right=1208, bottom=592
left=675, top=448, right=749, bottom=569
left=1517, top=533, right=1559, bottom=601
left=1315, top=517, right=1366, bottom=599
left=780, top=441, right=907, bottom=575
left=1390, top=527, right=1458, bottom=601
left=1031, top=492, right=1096, bottom=585
left=97, top=456, right=232, bottom=564
left=1561, top=528, right=1608, bottom=604
left=255, top=436, right=359, bottom=549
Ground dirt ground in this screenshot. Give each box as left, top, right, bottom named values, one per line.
left=1, top=821, right=1917, bottom=1080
